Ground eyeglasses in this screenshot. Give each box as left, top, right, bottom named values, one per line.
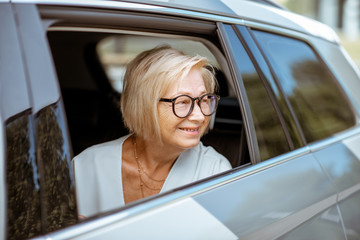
left=159, top=93, right=220, bottom=118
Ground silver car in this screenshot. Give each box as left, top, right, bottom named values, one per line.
left=1, top=0, right=360, bottom=239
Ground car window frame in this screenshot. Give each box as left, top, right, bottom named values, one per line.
left=39, top=0, right=252, bottom=219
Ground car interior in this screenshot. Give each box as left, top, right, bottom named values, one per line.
left=47, top=29, right=250, bottom=169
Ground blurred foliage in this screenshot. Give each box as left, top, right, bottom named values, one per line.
left=6, top=103, right=78, bottom=239
left=6, top=113, right=42, bottom=239
left=35, top=104, right=78, bottom=233
left=340, top=33, right=360, bottom=68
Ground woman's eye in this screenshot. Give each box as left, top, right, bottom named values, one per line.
left=177, top=100, right=188, bottom=105
left=201, top=97, right=209, bottom=104
left=176, top=98, right=190, bottom=105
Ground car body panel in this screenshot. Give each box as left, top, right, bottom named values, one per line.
left=313, top=134, right=360, bottom=195
left=0, top=117, right=4, bottom=240
left=339, top=193, right=360, bottom=239
left=312, top=132, right=360, bottom=239
left=0, top=3, right=31, bottom=120
left=0, top=4, right=32, bottom=239
left=194, top=153, right=339, bottom=239
left=14, top=3, right=60, bottom=113
left=69, top=198, right=237, bottom=240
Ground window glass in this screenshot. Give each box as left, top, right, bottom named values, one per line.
left=252, top=30, right=355, bottom=143
left=223, top=24, right=290, bottom=160
left=34, top=102, right=78, bottom=233
left=6, top=111, right=41, bottom=239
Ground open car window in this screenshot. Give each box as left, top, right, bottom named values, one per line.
left=47, top=28, right=250, bottom=216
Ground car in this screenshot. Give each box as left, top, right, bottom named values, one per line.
left=1, top=0, right=360, bottom=239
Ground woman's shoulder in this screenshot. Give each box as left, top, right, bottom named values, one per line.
left=192, top=141, right=225, bottom=159
left=184, top=142, right=231, bottom=168
left=73, top=134, right=130, bottom=162
left=172, top=142, right=231, bottom=181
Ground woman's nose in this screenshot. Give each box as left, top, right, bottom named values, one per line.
left=188, top=102, right=205, bottom=121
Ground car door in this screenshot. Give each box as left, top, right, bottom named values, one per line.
left=245, top=23, right=360, bottom=239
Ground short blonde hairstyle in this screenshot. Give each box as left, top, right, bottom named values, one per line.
left=121, top=45, right=217, bottom=142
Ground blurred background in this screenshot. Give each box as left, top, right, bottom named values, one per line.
left=273, top=0, right=360, bottom=69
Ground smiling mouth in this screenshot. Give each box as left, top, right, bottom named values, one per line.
left=180, top=127, right=199, bottom=132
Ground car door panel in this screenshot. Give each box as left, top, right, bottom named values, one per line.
left=312, top=133, right=360, bottom=194
left=311, top=132, right=360, bottom=239
left=277, top=205, right=346, bottom=240
left=338, top=193, right=360, bottom=240
left=194, top=153, right=340, bottom=239
left=68, top=198, right=238, bottom=240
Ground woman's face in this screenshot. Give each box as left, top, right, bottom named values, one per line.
left=158, top=68, right=210, bottom=151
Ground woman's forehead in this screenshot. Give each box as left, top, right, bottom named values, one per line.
left=165, top=69, right=206, bottom=97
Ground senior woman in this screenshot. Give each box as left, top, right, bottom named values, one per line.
left=73, top=46, right=232, bottom=218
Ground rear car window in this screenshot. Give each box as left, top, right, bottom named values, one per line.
left=252, top=30, right=355, bottom=143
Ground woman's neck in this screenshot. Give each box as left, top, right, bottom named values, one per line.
left=132, top=135, right=182, bottom=176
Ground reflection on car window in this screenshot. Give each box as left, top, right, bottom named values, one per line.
left=252, top=30, right=355, bottom=143
left=223, top=24, right=290, bottom=161
left=34, top=102, right=78, bottom=233
left=6, top=111, right=41, bottom=240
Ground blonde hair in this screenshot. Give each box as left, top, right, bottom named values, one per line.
left=120, top=46, right=217, bottom=142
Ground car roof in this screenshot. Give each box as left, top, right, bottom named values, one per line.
left=12, top=0, right=339, bottom=43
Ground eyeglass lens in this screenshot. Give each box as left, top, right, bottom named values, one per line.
left=174, top=94, right=218, bottom=118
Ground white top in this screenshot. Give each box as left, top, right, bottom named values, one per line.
left=73, top=134, right=232, bottom=217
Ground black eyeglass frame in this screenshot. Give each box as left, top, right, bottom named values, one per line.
left=159, top=93, right=220, bottom=118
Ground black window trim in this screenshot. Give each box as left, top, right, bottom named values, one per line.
left=217, top=22, right=260, bottom=164
left=232, top=24, right=302, bottom=151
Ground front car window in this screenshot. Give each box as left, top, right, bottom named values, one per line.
left=252, top=30, right=355, bottom=143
